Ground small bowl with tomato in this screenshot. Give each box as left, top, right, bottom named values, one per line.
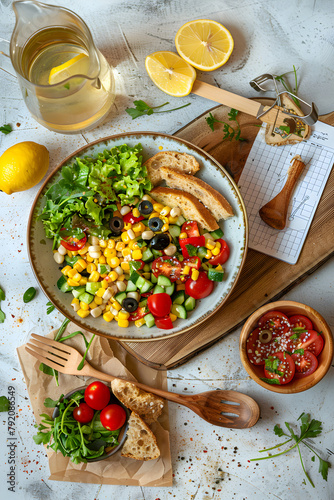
left=239, top=301, right=333, bottom=394
left=52, top=381, right=130, bottom=462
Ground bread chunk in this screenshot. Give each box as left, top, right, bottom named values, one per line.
left=151, top=186, right=219, bottom=231
left=160, top=167, right=233, bottom=221
left=121, top=412, right=160, bottom=461
left=144, top=151, right=200, bottom=186
left=111, top=379, right=164, bottom=424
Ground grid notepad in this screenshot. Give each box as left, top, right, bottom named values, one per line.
left=238, top=121, right=334, bottom=264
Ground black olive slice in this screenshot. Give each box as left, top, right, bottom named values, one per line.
left=150, top=233, right=170, bottom=250
left=109, top=216, right=124, bottom=234
left=138, top=200, right=153, bottom=215
left=259, top=329, right=273, bottom=344
left=148, top=217, right=163, bottom=232
left=122, top=297, right=138, bottom=313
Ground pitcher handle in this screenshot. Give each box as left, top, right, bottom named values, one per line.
left=0, top=39, right=16, bottom=78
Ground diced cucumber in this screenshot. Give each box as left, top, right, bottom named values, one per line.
left=152, top=249, right=163, bottom=257
left=129, top=260, right=143, bottom=272
left=207, top=268, right=225, bottom=282
left=144, top=313, right=155, bottom=328
left=210, top=228, right=224, bottom=240
left=115, top=291, right=127, bottom=305
left=173, top=290, right=185, bottom=304
left=126, top=280, right=138, bottom=292
left=176, top=215, right=186, bottom=226
left=86, top=282, right=102, bottom=294
left=57, top=275, right=72, bottom=293
left=197, top=246, right=207, bottom=260
left=65, top=255, right=81, bottom=266
left=171, top=303, right=187, bottom=319
left=98, top=263, right=111, bottom=274
left=143, top=263, right=151, bottom=272
left=78, top=292, right=94, bottom=304
left=142, top=247, right=154, bottom=262
left=153, top=285, right=164, bottom=294
left=151, top=273, right=158, bottom=284
left=165, top=283, right=175, bottom=296
left=157, top=275, right=172, bottom=287
left=142, top=219, right=149, bottom=227
left=184, top=296, right=196, bottom=311
left=129, top=269, right=141, bottom=283
left=139, top=299, right=148, bottom=307
left=169, top=224, right=181, bottom=238
left=136, top=276, right=153, bottom=293
left=136, top=238, right=146, bottom=248
left=72, top=286, right=86, bottom=299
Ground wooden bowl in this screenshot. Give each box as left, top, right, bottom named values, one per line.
left=239, top=301, right=333, bottom=394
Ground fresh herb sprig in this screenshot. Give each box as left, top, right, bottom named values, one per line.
left=0, top=286, right=6, bottom=323
left=251, top=413, right=331, bottom=487
left=206, top=108, right=246, bottom=142
left=0, top=124, right=12, bottom=135
left=0, top=396, right=10, bottom=412
left=275, top=65, right=300, bottom=107
left=46, top=301, right=56, bottom=314
left=125, top=99, right=191, bottom=119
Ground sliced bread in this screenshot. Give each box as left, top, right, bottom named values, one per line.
left=144, top=151, right=200, bottom=186
left=265, top=93, right=311, bottom=146
left=111, top=379, right=164, bottom=424
left=160, top=167, right=234, bottom=221
left=121, top=412, right=160, bottom=461
left=150, top=186, right=219, bottom=231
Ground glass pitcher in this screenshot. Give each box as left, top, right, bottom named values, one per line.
left=0, top=0, right=116, bottom=134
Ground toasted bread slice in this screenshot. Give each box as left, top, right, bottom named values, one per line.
left=265, top=93, right=311, bottom=146
left=151, top=186, right=219, bottom=231
left=160, top=167, right=234, bottom=221
left=144, top=151, right=200, bottom=186
left=111, top=379, right=164, bottom=424
left=121, top=412, right=160, bottom=461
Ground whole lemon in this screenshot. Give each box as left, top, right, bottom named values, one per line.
left=0, top=141, right=49, bottom=195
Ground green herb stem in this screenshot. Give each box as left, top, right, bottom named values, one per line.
left=297, top=443, right=315, bottom=488
left=77, top=334, right=96, bottom=370
left=258, top=437, right=293, bottom=453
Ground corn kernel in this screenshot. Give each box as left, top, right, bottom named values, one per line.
left=160, top=206, right=171, bottom=216
left=179, top=232, right=188, bottom=239
left=216, top=264, right=223, bottom=271
left=121, top=232, right=130, bottom=243
left=161, top=223, right=169, bottom=232
left=118, top=310, right=130, bottom=320
left=109, top=257, right=120, bottom=268
left=212, top=247, right=220, bottom=255
left=67, top=250, right=73, bottom=258
left=205, top=250, right=212, bottom=259
left=135, top=318, right=146, bottom=327
left=77, top=309, right=90, bottom=318
left=104, top=248, right=117, bottom=257
left=103, top=311, right=114, bottom=322
left=61, top=265, right=72, bottom=276
left=168, top=216, right=179, bottom=224
left=89, top=271, right=100, bottom=282
left=73, top=262, right=84, bottom=272
left=94, top=258, right=99, bottom=266
left=128, top=239, right=139, bottom=250
left=77, top=258, right=87, bottom=269
left=124, top=222, right=132, bottom=230
left=79, top=277, right=88, bottom=286
left=67, top=268, right=77, bottom=278
left=149, top=211, right=160, bottom=219
left=132, top=222, right=145, bottom=234
left=116, top=241, right=125, bottom=251
left=142, top=272, right=151, bottom=279
left=96, top=288, right=105, bottom=297
left=107, top=239, right=116, bottom=249
left=80, top=302, right=90, bottom=311
left=71, top=298, right=80, bottom=305
left=98, top=255, right=106, bottom=264
left=86, top=254, right=94, bottom=262
left=191, top=269, right=199, bottom=280
left=205, top=240, right=215, bottom=250
left=118, top=319, right=129, bottom=328
left=122, top=248, right=131, bottom=257
left=176, top=284, right=186, bottom=291
left=182, top=265, right=190, bottom=275
left=87, top=263, right=97, bottom=273
left=132, top=249, right=143, bottom=260
left=121, top=262, right=130, bottom=271
left=94, top=296, right=103, bottom=305
left=71, top=250, right=78, bottom=256
left=99, top=239, right=107, bottom=248
left=153, top=203, right=164, bottom=213
left=89, top=300, right=98, bottom=309
left=132, top=207, right=140, bottom=218
left=101, top=279, right=109, bottom=289
left=108, top=271, right=118, bottom=281
left=105, top=304, right=111, bottom=311
left=78, top=244, right=89, bottom=255
left=111, top=300, right=122, bottom=311
left=67, top=278, right=78, bottom=286
left=117, top=274, right=125, bottom=281
left=169, top=313, right=177, bottom=322
left=71, top=272, right=82, bottom=282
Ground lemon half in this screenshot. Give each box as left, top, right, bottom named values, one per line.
left=145, top=51, right=196, bottom=97
left=175, top=19, right=234, bottom=71
left=49, top=53, right=89, bottom=85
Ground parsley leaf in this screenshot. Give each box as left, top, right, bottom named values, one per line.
left=46, top=301, right=55, bottom=314
left=0, top=286, right=5, bottom=324
left=206, top=109, right=246, bottom=142
left=0, top=287, right=5, bottom=301
left=126, top=99, right=191, bottom=119
left=260, top=377, right=281, bottom=385
left=185, top=244, right=198, bottom=257
left=0, top=124, right=12, bottom=135
left=274, top=424, right=285, bottom=437
left=0, top=396, right=10, bottom=412
left=264, top=356, right=284, bottom=376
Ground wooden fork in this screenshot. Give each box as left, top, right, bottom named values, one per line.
left=26, top=333, right=260, bottom=429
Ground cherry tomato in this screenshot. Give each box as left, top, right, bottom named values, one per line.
left=181, top=221, right=200, bottom=237
left=128, top=306, right=147, bottom=321
left=291, top=350, right=318, bottom=378
left=208, top=239, right=230, bottom=266
left=141, top=291, right=153, bottom=298
left=297, top=330, right=324, bottom=356
left=263, top=352, right=295, bottom=385
left=258, top=310, right=291, bottom=334
left=246, top=328, right=276, bottom=365
left=147, top=293, right=172, bottom=317
left=152, top=256, right=182, bottom=282
left=185, top=271, right=214, bottom=299
left=179, top=236, right=205, bottom=258
left=289, top=314, right=313, bottom=331
left=182, top=256, right=201, bottom=271
left=84, top=381, right=110, bottom=410
left=155, top=315, right=174, bottom=329
left=123, top=211, right=144, bottom=224
left=73, top=402, right=94, bottom=424
left=100, top=404, right=127, bottom=431
left=60, top=229, right=87, bottom=251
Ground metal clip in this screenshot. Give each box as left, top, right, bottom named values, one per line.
left=250, top=73, right=318, bottom=126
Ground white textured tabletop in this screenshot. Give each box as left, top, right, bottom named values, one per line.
left=0, top=1, right=334, bottom=499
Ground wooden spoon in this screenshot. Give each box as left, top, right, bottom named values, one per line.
left=26, top=333, right=260, bottom=429
left=259, top=156, right=306, bottom=229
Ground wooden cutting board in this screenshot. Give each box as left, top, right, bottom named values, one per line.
left=119, top=99, right=334, bottom=370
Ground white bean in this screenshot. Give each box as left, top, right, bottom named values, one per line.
left=88, top=245, right=100, bottom=253
left=142, top=230, right=154, bottom=240
left=111, top=307, right=119, bottom=316
left=120, top=205, right=131, bottom=216
left=142, top=194, right=152, bottom=202
left=127, top=229, right=136, bottom=240
left=202, top=233, right=212, bottom=241
left=116, top=281, right=126, bottom=292
left=90, top=306, right=102, bottom=318
left=89, top=236, right=99, bottom=246
left=164, top=244, right=177, bottom=256
left=127, top=291, right=140, bottom=302
left=57, top=245, right=67, bottom=256
left=89, top=251, right=101, bottom=259
left=71, top=301, right=80, bottom=312
left=114, top=266, right=123, bottom=275
left=170, top=207, right=181, bottom=217
left=53, top=251, right=64, bottom=264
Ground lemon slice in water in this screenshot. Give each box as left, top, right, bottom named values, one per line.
left=175, top=19, right=234, bottom=71
left=145, top=51, right=196, bottom=97
left=48, top=53, right=89, bottom=85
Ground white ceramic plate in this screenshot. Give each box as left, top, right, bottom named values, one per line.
left=28, top=132, right=248, bottom=341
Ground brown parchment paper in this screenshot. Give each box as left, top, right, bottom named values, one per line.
left=16, top=322, right=172, bottom=486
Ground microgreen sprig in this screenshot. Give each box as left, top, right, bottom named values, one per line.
left=275, top=65, right=300, bottom=106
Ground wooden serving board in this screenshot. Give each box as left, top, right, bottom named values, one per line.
left=119, top=99, right=334, bottom=370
